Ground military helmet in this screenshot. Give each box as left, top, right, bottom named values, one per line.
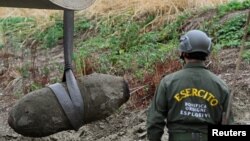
left=178, top=30, right=212, bottom=55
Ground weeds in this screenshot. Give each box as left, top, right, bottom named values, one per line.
left=218, top=0, right=250, bottom=16
left=202, top=1, right=250, bottom=51
left=216, top=14, right=246, bottom=48
left=242, top=50, right=250, bottom=63
left=0, top=17, right=36, bottom=51
left=2, top=0, right=250, bottom=108
left=34, top=15, right=63, bottom=49
left=0, top=15, right=63, bottom=94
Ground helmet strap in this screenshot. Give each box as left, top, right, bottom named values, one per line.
left=179, top=52, right=186, bottom=65
left=180, top=52, right=184, bottom=60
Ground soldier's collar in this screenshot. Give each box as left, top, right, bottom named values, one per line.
left=183, top=62, right=207, bottom=69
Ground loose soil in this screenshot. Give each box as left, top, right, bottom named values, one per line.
left=1, top=8, right=250, bottom=141
left=0, top=48, right=250, bottom=141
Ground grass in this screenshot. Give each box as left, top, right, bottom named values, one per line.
left=242, top=50, right=250, bottom=63
left=218, top=0, right=250, bottom=16
left=73, top=11, right=187, bottom=77
left=84, top=0, right=227, bottom=15
left=2, top=0, right=250, bottom=107
left=0, top=8, right=57, bottom=19
left=215, top=14, right=247, bottom=48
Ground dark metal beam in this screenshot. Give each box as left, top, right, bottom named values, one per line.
left=0, top=0, right=96, bottom=10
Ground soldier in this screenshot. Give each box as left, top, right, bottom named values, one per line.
left=146, top=30, right=233, bottom=141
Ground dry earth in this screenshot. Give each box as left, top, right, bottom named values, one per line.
left=0, top=48, right=250, bottom=141
left=1, top=1, right=249, bottom=141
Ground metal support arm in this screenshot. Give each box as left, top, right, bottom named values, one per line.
left=0, top=0, right=95, bottom=10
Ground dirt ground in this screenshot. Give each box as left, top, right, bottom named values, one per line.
left=0, top=48, right=250, bottom=141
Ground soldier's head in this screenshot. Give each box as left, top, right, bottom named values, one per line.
left=178, top=30, right=212, bottom=61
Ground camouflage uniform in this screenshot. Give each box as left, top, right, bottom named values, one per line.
left=146, top=62, right=233, bottom=141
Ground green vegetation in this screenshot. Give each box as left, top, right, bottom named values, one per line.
left=201, top=0, right=250, bottom=54
left=218, top=0, right=250, bottom=16
left=214, top=14, right=246, bottom=49
left=0, top=17, right=36, bottom=50
left=35, top=20, right=63, bottom=49
left=1, top=0, right=250, bottom=93
left=0, top=15, right=64, bottom=49
left=242, top=50, right=250, bottom=63
left=73, top=12, right=191, bottom=77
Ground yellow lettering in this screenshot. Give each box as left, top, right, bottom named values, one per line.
left=180, top=89, right=187, bottom=97
left=206, top=93, right=215, bottom=101
left=192, top=88, right=198, bottom=96
left=180, top=90, right=185, bottom=95
left=203, top=91, right=209, bottom=100
left=210, top=99, right=218, bottom=106
left=185, top=88, right=191, bottom=97
left=174, top=88, right=219, bottom=107
left=198, top=89, right=205, bottom=97
left=174, top=93, right=181, bottom=102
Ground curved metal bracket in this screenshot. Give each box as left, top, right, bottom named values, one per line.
left=51, top=0, right=95, bottom=10
left=0, top=0, right=96, bottom=10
